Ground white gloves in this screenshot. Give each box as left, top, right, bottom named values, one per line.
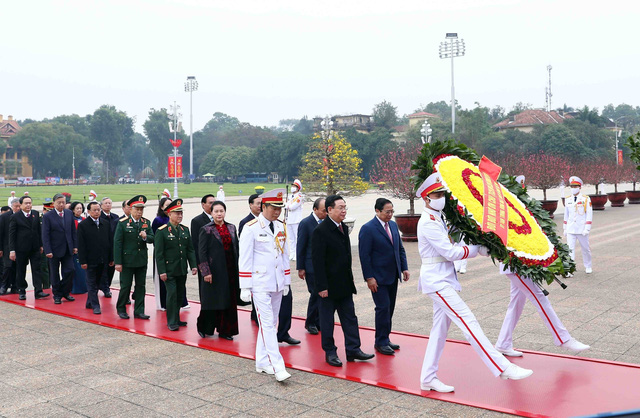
left=563, top=228, right=567, bottom=237
left=240, top=289, right=252, bottom=303
left=582, top=228, right=590, bottom=236
left=478, top=246, right=490, bottom=257
left=283, top=285, right=290, bottom=296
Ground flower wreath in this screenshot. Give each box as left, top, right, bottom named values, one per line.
left=412, top=140, right=574, bottom=285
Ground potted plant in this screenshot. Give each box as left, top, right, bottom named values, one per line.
left=521, top=152, right=566, bottom=218
left=573, top=158, right=608, bottom=210
left=625, top=132, right=640, bottom=204
left=603, top=161, right=628, bottom=207
left=377, top=181, right=386, bottom=190
left=371, top=142, right=422, bottom=241
left=254, top=185, right=265, bottom=195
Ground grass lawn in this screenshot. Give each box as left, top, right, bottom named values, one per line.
left=1, top=182, right=281, bottom=205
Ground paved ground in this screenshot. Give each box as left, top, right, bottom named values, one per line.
left=1, top=188, right=639, bottom=417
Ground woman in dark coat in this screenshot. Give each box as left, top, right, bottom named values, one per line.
left=197, top=201, right=239, bottom=340
left=70, top=202, right=87, bottom=294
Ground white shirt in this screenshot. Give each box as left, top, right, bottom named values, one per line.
left=238, top=213, right=291, bottom=292
left=286, top=192, right=303, bottom=224
left=563, top=194, right=593, bottom=234
left=417, top=207, right=480, bottom=294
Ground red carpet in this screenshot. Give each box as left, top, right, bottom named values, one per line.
left=2, top=289, right=639, bottom=417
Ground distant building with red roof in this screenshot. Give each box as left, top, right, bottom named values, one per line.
left=0, top=114, right=33, bottom=179
left=493, top=109, right=572, bottom=133
left=408, top=111, right=439, bottom=127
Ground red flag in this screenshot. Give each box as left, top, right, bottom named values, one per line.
left=479, top=155, right=502, bottom=181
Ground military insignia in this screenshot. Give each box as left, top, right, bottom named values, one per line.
left=139, top=196, right=143, bottom=202
left=142, top=223, right=148, bottom=228
left=158, top=224, right=167, bottom=230
left=247, top=218, right=258, bottom=226
left=430, top=214, right=436, bottom=221
left=277, top=192, right=283, bottom=199
left=120, top=217, right=128, bottom=222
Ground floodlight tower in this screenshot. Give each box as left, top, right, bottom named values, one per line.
left=439, top=33, right=466, bottom=134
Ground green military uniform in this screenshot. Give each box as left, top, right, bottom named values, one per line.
left=155, top=216, right=196, bottom=329
left=114, top=196, right=154, bottom=317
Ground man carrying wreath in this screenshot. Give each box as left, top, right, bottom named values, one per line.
left=417, top=172, right=533, bottom=393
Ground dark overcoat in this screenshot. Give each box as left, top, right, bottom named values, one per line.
left=197, top=222, right=239, bottom=310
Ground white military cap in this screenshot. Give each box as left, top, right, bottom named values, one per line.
left=416, top=172, right=446, bottom=198
left=569, top=176, right=583, bottom=186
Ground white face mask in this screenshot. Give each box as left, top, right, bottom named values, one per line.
left=428, top=197, right=446, bottom=211
left=571, top=187, right=580, bottom=196
left=291, top=186, right=298, bottom=193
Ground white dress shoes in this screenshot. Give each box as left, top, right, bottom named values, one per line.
left=275, top=370, right=291, bottom=382
left=256, top=367, right=275, bottom=375
left=560, top=338, right=590, bottom=353
left=420, top=378, right=454, bottom=393
left=496, top=347, right=523, bottom=357
left=500, top=363, right=533, bottom=380
left=585, top=268, right=593, bottom=274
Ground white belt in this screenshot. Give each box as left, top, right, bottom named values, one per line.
left=422, top=256, right=446, bottom=264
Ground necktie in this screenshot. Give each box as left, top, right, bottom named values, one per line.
left=95, top=219, right=100, bottom=229
left=318, top=219, right=322, bottom=224
left=338, top=223, right=344, bottom=234
left=269, top=222, right=274, bottom=233
left=59, top=212, right=63, bottom=218
left=385, top=222, right=393, bottom=243
left=574, top=196, right=577, bottom=202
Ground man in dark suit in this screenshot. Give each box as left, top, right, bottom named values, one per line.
left=191, top=193, right=215, bottom=304
left=99, top=197, right=120, bottom=297
left=312, top=194, right=374, bottom=367
left=358, top=198, right=409, bottom=356
left=238, top=194, right=262, bottom=325
left=0, top=199, right=20, bottom=295
left=296, top=197, right=326, bottom=335
left=42, top=193, right=78, bottom=304
left=9, top=196, right=49, bottom=300
left=78, top=201, right=113, bottom=314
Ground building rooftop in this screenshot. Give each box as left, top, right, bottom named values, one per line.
left=493, top=109, right=572, bottom=129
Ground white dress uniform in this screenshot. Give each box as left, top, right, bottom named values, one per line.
left=563, top=176, right=593, bottom=271
left=239, top=212, right=291, bottom=374
left=216, top=188, right=225, bottom=203
left=285, top=179, right=303, bottom=261
left=495, top=264, right=571, bottom=352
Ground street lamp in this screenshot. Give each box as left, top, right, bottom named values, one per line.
left=184, top=76, right=198, bottom=178
left=420, top=121, right=433, bottom=144
left=439, top=33, right=466, bottom=134
left=168, top=101, right=182, bottom=198
left=320, top=115, right=334, bottom=140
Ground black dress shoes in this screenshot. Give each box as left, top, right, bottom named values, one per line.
left=374, top=345, right=395, bottom=355
left=93, top=308, right=101, bottom=315
left=125, top=299, right=131, bottom=305
left=219, top=334, right=234, bottom=340
left=305, top=325, right=319, bottom=335
left=35, top=291, right=50, bottom=299
left=0, top=287, right=6, bottom=295
left=118, top=312, right=130, bottom=319
left=326, top=354, right=342, bottom=367
left=19, top=294, right=27, bottom=301
left=103, top=291, right=112, bottom=298
left=134, top=314, right=150, bottom=320
left=168, top=324, right=179, bottom=331
left=178, top=321, right=187, bottom=327
left=63, top=295, right=75, bottom=301
left=53, top=297, right=62, bottom=304
left=198, top=331, right=206, bottom=338
left=389, top=342, right=400, bottom=350
left=279, top=336, right=301, bottom=345
left=346, top=350, right=375, bottom=362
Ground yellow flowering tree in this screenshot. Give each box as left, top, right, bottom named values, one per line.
left=300, top=131, right=368, bottom=196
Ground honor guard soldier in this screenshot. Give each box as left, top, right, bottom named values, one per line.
left=154, top=199, right=197, bottom=331
left=416, top=173, right=532, bottom=393
left=238, top=188, right=292, bottom=382
left=285, top=179, right=303, bottom=261
left=114, top=195, right=154, bottom=319
left=563, top=176, right=593, bottom=274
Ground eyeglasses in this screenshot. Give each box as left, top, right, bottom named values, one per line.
left=382, top=210, right=395, bottom=214
left=335, top=206, right=348, bottom=211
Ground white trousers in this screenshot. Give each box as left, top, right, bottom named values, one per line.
left=252, top=291, right=286, bottom=373
left=567, top=233, right=592, bottom=269
left=287, top=223, right=299, bottom=260
left=421, top=286, right=511, bottom=384
left=495, top=273, right=571, bottom=351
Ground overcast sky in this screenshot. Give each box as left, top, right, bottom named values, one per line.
left=3, top=0, right=639, bottom=133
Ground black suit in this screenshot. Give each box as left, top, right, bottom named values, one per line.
left=9, top=210, right=44, bottom=294
left=0, top=211, right=16, bottom=292
left=297, top=213, right=322, bottom=329
left=191, top=212, right=212, bottom=292
left=99, top=211, right=120, bottom=292
left=238, top=212, right=256, bottom=236
left=42, top=209, right=77, bottom=299
left=312, top=217, right=361, bottom=356
left=78, top=216, right=113, bottom=309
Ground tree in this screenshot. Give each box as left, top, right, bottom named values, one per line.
left=124, top=133, right=156, bottom=176
left=455, top=103, right=492, bottom=148
left=342, top=127, right=397, bottom=179
left=299, top=131, right=368, bottom=196
left=10, top=122, right=89, bottom=178
left=370, top=142, right=422, bottom=214
left=538, top=124, right=587, bottom=160
left=198, top=145, right=232, bottom=176
left=90, top=105, right=134, bottom=182
left=213, top=147, right=256, bottom=177
left=573, top=158, right=608, bottom=194
left=372, top=100, right=399, bottom=129
left=417, top=101, right=452, bottom=120
left=603, top=161, right=629, bottom=193
left=520, top=153, right=567, bottom=200
left=254, top=132, right=311, bottom=182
